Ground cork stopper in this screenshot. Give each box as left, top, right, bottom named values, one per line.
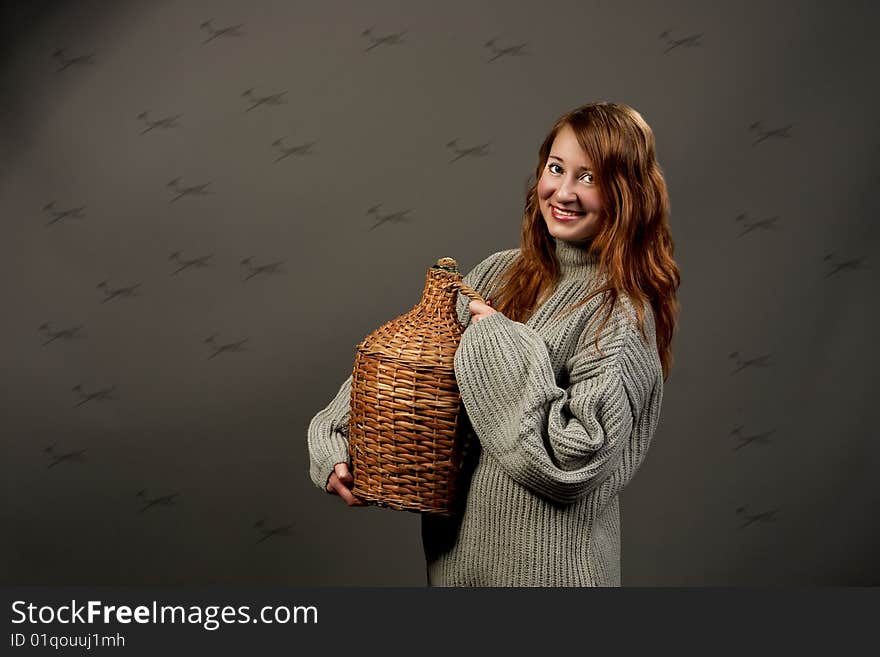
left=431, top=257, right=458, bottom=273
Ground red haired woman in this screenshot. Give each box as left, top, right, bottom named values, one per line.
left=308, top=102, right=680, bottom=586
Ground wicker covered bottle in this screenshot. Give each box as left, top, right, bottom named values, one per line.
left=348, top=257, right=485, bottom=515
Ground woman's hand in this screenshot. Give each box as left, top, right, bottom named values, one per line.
left=468, top=298, right=497, bottom=324
left=326, top=462, right=366, bottom=506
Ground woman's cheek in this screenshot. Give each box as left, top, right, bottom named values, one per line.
left=536, top=174, right=552, bottom=200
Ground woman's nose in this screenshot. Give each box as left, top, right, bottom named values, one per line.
left=556, top=179, right=577, bottom=201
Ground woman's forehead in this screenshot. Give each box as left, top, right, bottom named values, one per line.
left=549, top=125, right=593, bottom=168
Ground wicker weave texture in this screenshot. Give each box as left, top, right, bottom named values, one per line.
left=348, top=258, right=484, bottom=515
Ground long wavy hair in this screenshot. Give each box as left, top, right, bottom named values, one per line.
left=490, top=102, right=680, bottom=380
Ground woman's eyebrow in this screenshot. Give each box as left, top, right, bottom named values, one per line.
left=548, top=154, right=593, bottom=171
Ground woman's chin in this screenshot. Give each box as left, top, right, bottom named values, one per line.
left=543, top=216, right=597, bottom=243
left=545, top=221, right=575, bottom=239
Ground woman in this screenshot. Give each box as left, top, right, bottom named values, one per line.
left=308, top=101, right=680, bottom=586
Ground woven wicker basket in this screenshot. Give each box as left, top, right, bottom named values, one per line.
left=348, top=257, right=485, bottom=515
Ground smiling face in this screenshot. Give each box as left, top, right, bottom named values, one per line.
left=537, top=123, right=602, bottom=244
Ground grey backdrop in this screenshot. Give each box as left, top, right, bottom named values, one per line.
left=2, top=0, right=877, bottom=586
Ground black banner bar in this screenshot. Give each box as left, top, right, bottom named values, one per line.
left=2, top=587, right=877, bottom=654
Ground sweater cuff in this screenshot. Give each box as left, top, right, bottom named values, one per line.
left=309, top=432, right=350, bottom=492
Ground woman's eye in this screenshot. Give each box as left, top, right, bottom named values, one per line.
left=580, top=172, right=594, bottom=184
left=548, top=163, right=563, bottom=174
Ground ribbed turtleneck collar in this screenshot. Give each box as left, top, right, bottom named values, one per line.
left=554, top=237, right=598, bottom=279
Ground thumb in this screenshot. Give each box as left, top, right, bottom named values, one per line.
left=334, top=462, right=353, bottom=482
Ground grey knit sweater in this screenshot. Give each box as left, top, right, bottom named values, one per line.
left=307, top=237, right=664, bottom=586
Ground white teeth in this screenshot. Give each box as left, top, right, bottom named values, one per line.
left=553, top=206, right=581, bottom=217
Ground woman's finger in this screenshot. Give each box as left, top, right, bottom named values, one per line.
left=468, top=299, right=493, bottom=315
left=337, top=485, right=366, bottom=506
left=327, top=468, right=365, bottom=506
left=468, top=300, right=488, bottom=313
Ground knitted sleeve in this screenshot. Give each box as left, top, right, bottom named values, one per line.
left=306, top=376, right=352, bottom=491
left=453, top=305, right=661, bottom=505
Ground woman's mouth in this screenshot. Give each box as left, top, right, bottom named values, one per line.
left=550, top=205, right=585, bottom=222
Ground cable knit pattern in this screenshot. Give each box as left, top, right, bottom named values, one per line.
left=307, top=238, right=664, bottom=586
